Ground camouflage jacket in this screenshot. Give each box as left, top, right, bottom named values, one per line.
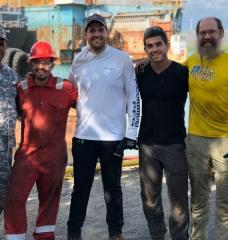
left=0, top=64, right=18, bottom=149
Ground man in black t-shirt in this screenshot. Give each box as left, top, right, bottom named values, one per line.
left=136, top=27, right=189, bottom=240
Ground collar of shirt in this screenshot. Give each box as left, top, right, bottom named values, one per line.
left=27, top=74, right=56, bottom=88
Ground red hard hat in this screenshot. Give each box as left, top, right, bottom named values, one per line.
left=29, top=41, right=57, bottom=61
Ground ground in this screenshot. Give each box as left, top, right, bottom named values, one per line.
left=0, top=166, right=216, bottom=240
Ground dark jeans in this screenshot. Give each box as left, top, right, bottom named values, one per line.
left=139, top=143, right=189, bottom=240
left=67, top=137, right=124, bottom=236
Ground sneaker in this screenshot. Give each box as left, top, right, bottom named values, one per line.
left=67, top=233, right=82, bottom=240
left=109, top=233, right=124, bottom=240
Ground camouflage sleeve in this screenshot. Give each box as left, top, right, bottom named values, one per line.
left=10, top=68, right=19, bottom=84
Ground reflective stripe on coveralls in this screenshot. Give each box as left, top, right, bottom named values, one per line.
left=21, top=77, right=63, bottom=90
left=6, top=225, right=56, bottom=240
left=6, top=233, right=25, bottom=240
left=34, top=225, right=55, bottom=233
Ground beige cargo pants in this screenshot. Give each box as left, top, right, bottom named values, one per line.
left=186, top=134, right=228, bottom=240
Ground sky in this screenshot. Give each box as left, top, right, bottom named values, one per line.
left=182, top=0, right=228, bottom=31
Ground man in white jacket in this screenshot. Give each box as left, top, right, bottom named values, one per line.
left=67, top=14, right=140, bottom=240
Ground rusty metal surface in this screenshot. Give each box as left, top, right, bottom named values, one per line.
left=72, top=24, right=84, bottom=49
left=0, top=0, right=54, bottom=7
left=88, top=0, right=186, bottom=6
left=107, top=18, right=174, bottom=60
left=90, top=0, right=152, bottom=5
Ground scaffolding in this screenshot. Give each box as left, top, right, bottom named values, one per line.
left=0, top=6, right=26, bottom=28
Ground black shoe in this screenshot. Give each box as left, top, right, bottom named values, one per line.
left=67, top=233, right=82, bottom=240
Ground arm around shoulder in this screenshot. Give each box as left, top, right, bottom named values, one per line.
left=64, top=80, right=78, bottom=108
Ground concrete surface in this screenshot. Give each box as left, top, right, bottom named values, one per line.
left=0, top=167, right=216, bottom=240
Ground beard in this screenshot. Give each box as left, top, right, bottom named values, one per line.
left=197, top=40, right=221, bottom=60
left=34, top=70, right=49, bottom=81
left=89, top=37, right=106, bottom=53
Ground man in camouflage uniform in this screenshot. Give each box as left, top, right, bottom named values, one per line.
left=0, top=26, right=18, bottom=215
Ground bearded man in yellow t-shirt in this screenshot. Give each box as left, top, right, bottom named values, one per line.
left=185, top=17, right=228, bottom=240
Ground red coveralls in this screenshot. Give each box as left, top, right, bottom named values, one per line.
left=4, top=75, right=77, bottom=240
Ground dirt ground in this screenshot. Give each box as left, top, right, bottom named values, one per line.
left=0, top=166, right=216, bottom=240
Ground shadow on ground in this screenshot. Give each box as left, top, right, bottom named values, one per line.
left=0, top=167, right=215, bottom=240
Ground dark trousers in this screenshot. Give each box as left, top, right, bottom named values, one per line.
left=0, top=144, right=12, bottom=214
left=139, top=143, right=189, bottom=240
left=67, top=137, right=124, bottom=236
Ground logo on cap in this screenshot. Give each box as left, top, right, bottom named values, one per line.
left=85, top=14, right=107, bottom=31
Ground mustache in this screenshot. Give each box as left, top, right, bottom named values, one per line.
left=91, top=36, right=103, bottom=40
left=149, top=50, right=159, bottom=55
left=200, top=39, right=216, bottom=46
left=198, top=42, right=219, bottom=60
left=35, top=68, right=47, bottom=72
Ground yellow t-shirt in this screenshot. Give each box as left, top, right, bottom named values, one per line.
left=185, top=52, right=228, bottom=137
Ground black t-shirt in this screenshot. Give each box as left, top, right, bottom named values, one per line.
left=137, top=61, right=188, bottom=145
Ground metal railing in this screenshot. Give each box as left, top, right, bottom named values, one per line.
left=0, top=6, right=22, bottom=14
left=0, top=20, right=26, bottom=28
left=0, top=6, right=26, bottom=28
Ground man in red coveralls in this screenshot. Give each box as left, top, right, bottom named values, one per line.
left=4, top=41, right=77, bottom=240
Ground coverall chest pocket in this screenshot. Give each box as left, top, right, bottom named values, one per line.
left=47, top=94, right=69, bottom=124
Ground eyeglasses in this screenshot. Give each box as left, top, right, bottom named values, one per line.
left=198, top=29, right=221, bottom=37
left=31, top=59, right=53, bottom=66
